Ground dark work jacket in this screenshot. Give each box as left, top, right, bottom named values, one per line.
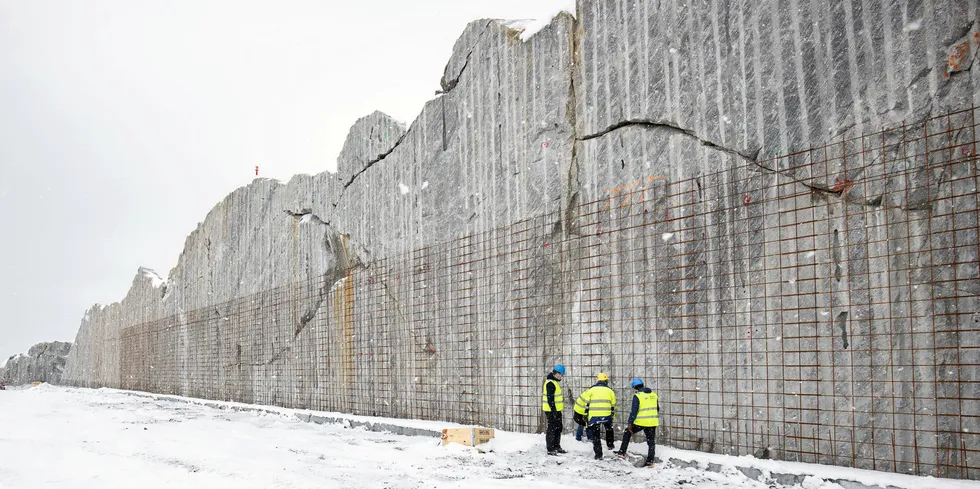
left=627, top=387, right=658, bottom=425
left=545, top=373, right=560, bottom=412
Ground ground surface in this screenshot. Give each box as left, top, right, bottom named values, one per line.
left=0, top=385, right=971, bottom=489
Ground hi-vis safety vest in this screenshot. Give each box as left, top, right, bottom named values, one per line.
left=633, top=391, right=659, bottom=427
left=542, top=379, right=564, bottom=412
left=575, top=385, right=616, bottom=421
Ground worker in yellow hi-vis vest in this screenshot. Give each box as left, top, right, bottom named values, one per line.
left=614, top=377, right=660, bottom=467
left=542, top=364, right=567, bottom=455
left=574, top=372, right=617, bottom=459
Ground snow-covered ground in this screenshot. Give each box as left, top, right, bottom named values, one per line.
left=0, top=385, right=975, bottom=489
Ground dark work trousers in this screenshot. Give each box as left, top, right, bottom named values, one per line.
left=545, top=411, right=563, bottom=451
left=573, top=412, right=593, bottom=441
left=620, top=426, right=656, bottom=463
left=586, top=421, right=615, bottom=456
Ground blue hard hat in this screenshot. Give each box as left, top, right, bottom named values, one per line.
left=631, top=377, right=644, bottom=388
left=554, top=364, right=566, bottom=375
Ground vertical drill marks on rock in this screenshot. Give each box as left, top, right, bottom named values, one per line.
left=86, top=106, right=980, bottom=478
left=55, top=4, right=980, bottom=480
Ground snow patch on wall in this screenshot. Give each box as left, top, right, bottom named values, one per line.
left=510, top=1, right=576, bottom=41
left=139, top=267, right=167, bottom=288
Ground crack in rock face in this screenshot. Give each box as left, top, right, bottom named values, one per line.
left=578, top=118, right=757, bottom=161
left=341, top=133, right=409, bottom=190
left=439, top=20, right=494, bottom=94
left=578, top=118, right=890, bottom=204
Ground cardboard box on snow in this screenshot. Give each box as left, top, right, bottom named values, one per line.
left=441, top=427, right=495, bottom=450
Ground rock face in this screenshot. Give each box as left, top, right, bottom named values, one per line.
left=59, top=0, right=979, bottom=480
left=2, top=342, right=72, bottom=385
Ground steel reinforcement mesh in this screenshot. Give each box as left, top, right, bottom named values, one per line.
left=113, top=107, right=979, bottom=479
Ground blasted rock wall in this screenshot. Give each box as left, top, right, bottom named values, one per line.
left=60, top=0, right=979, bottom=479
left=571, top=0, right=978, bottom=478
left=61, top=14, right=577, bottom=403
left=2, top=341, right=72, bottom=385
left=330, top=16, right=576, bottom=260
left=575, top=0, right=979, bottom=171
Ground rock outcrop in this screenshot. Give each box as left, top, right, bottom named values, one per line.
left=2, top=341, right=72, bottom=385
left=59, top=0, right=979, bottom=479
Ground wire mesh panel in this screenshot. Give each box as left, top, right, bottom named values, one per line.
left=103, top=108, right=980, bottom=479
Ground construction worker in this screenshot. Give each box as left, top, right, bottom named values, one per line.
left=614, top=377, right=660, bottom=467
left=542, top=364, right=567, bottom=455
left=574, top=372, right=617, bottom=459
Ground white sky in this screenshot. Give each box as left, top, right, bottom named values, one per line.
left=0, top=0, right=576, bottom=363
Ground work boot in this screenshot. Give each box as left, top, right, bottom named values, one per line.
left=556, top=448, right=568, bottom=454
left=547, top=450, right=558, bottom=456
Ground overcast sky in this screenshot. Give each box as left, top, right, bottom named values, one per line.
left=0, top=0, right=575, bottom=363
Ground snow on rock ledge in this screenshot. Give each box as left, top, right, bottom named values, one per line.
left=513, top=0, right=577, bottom=42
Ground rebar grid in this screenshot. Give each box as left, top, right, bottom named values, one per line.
left=110, top=107, right=979, bottom=479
